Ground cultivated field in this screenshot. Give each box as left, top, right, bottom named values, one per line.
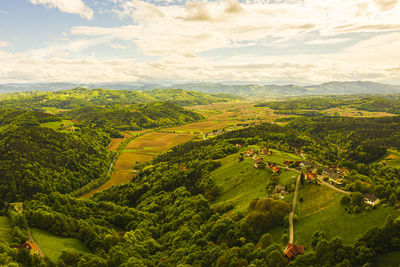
left=0, top=216, right=12, bottom=244
left=82, top=132, right=196, bottom=198
left=30, top=228, right=88, bottom=262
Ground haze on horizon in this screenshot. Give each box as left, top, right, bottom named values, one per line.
left=0, top=0, right=399, bottom=85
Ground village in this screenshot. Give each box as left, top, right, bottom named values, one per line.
left=237, top=144, right=382, bottom=260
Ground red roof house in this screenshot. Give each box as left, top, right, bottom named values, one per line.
left=284, top=243, right=305, bottom=260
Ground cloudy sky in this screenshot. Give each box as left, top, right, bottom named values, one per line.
left=0, top=0, right=399, bottom=84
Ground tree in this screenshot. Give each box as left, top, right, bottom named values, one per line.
left=281, top=234, right=289, bottom=246
left=388, top=193, right=397, bottom=206
left=257, top=233, right=273, bottom=248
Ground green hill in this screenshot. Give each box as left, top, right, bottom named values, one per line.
left=0, top=87, right=241, bottom=111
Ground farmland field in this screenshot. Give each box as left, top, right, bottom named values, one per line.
left=0, top=216, right=12, bottom=244
left=82, top=132, right=196, bottom=198
left=30, top=228, right=88, bottom=263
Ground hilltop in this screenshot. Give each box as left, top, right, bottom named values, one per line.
left=1, top=81, right=400, bottom=98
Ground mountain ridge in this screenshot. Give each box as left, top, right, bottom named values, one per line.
left=1, top=81, right=399, bottom=97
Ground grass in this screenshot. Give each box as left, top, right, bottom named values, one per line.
left=373, top=251, right=400, bottom=267
left=211, top=154, right=273, bottom=212
left=0, top=216, right=12, bottom=244
left=30, top=228, right=88, bottom=262
left=294, top=192, right=395, bottom=247
left=380, top=149, right=400, bottom=168
left=211, top=150, right=300, bottom=213
left=261, top=149, right=302, bottom=165
left=297, top=184, right=341, bottom=218
left=41, top=119, right=74, bottom=130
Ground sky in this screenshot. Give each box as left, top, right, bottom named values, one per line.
left=0, top=0, right=399, bottom=84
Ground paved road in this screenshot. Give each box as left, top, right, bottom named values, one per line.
left=289, top=172, right=301, bottom=244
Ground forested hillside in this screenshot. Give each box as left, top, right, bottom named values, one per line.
left=68, top=102, right=204, bottom=133
left=0, top=87, right=240, bottom=111
left=259, top=95, right=400, bottom=114
left=1, top=119, right=397, bottom=266
left=0, top=123, right=110, bottom=202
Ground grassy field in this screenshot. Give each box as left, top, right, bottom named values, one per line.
left=211, top=151, right=299, bottom=212
left=380, top=149, right=400, bottom=168
left=294, top=192, right=395, bottom=246
left=30, top=228, right=88, bottom=262
left=297, top=184, right=341, bottom=218
left=81, top=132, right=196, bottom=198
left=0, top=216, right=12, bottom=244
left=373, top=251, right=400, bottom=267
left=261, top=149, right=302, bottom=165
left=41, top=119, right=74, bottom=129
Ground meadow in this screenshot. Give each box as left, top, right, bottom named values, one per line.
left=294, top=192, right=395, bottom=246
left=0, top=216, right=12, bottom=244
left=380, top=149, right=400, bottom=168
left=40, top=119, right=74, bottom=130
left=210, top=150, right=300, bottom=213
left=30, top=228, right=88, bottom=263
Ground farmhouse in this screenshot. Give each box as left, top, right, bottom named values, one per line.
left=254, top=159, right=263, bottom=168
left=245, top=149, right=255, bottom=157
left=284, top=243, right=305, bottom=260
left=306, top=173, right=317, bottom=180
left=271, top=166, right=282, bottom=174
left=363, top=194, right=381, bottom=206
left=284, top=160, right=294, bottom=166
left=16, top=241, right=40, bottom=255
left=260, top=147, right=273, bottom=155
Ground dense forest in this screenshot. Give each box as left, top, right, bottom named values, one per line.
left=257, top=95, right=400, bottom=114
left=1, top=116, right=400, bottom=265
left=68, top=102, right=203, bottom=133
left=2, top=90, right=400, bottom=266
left=0, top=88, right=240, bottom=111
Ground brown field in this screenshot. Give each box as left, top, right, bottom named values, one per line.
left=82, top=132, right=196, bottom=198
left=107, top=138, right=124, bottom=152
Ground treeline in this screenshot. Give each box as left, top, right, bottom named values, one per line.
left=0, top=87, right=240, bottom=110
left=258, top=95, right=400, bottom=114
left=67, top=102, right=204, bottom=133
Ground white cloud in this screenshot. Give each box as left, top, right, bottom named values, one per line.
left=111, top=44, right=127, bottom=50
left=2, top=0, right=400, bottom=84
left=29, top=0, right=94, bottom=20
left=0, top=41, right=10, bottom=48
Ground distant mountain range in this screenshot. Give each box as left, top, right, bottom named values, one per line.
left=1, top=81, right=399, bottom=98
